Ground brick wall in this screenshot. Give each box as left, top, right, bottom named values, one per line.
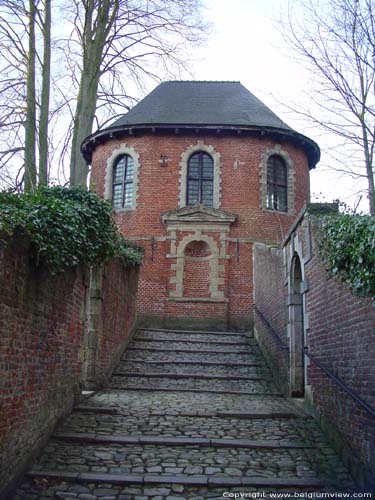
left=0, top=237, right=139, bottom=497
left=253, top=242, right=289, bottom=393
left=95, top=260, right=139, bottom=385
left=91, top=132, right=310, bottom=330
left=253, top=212, right=375, bottom=486
left=305, top=225, right=375, bottom=485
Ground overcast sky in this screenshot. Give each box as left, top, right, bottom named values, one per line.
left=181, top=0, right=367, bottom=211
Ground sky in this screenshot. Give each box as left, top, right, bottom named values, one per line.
left=172, top=0, right=368, bottom=211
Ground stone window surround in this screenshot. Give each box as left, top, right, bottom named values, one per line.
left=259, top=144, right=295, bottom=215
left=169, top=233, right=225, bottom=301
left=179, top=140, right=222, bottom=209
left=104, top=143, right=140, bottom=211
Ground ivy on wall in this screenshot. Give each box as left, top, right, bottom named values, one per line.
left=319, top=214, right=375, bottom=300
left=0, top=186, right=142, bottom=274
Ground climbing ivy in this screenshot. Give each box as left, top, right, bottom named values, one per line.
left=319, top=213, right=375, bottom=299
left=0, top=186, right=142, bottom=273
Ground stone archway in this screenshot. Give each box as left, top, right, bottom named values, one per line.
left=289, top=254, right=305, bottom=397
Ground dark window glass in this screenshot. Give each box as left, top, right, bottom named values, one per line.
left=112, top=154, right=134, bottom=209
left=267, top=155, right=288, bottom=212
left=186, top=152, right=214, bottom=206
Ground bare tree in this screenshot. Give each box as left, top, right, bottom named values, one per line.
left=68, top=0, right=207, bottom=187
left=280, top=0, right=375, bottom=214
left=0, top=0, right=51, bottom=191
left=0, top=0, right=207, bottom=189
left=0, top=0, right=28, bottom=189
left=24, top=0, right=37, bottom=191
left=38, top=0, right=51, bottom=186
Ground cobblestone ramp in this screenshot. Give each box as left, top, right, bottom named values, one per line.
left=13, top=328, right=357, bottom=499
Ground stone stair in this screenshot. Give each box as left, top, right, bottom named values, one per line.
left=12, top=328, right=357, bottom=499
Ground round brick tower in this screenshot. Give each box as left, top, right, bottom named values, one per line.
left=83, top=81, right=320, bottom=331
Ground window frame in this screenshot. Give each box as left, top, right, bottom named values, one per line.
left=112, top=154, right=134, bottom=210
left=186, top=151, right=214, bottom=206
left=266, top=154, right=288, bottom=212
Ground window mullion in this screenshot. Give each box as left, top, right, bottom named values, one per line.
left=122, top=156, right=127, bottom=208
left=198, top=153, right=203, bottom=203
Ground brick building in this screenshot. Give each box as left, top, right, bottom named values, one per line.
left=83, top=81, right=320, bottom=330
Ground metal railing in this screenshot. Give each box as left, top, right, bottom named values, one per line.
left=304, top=348, right=375, bottom=419
left=255, top=305, right=375, bottom=419
left=254, top=305, right=289, bottom=350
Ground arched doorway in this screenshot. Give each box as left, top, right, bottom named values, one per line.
left=289, top=254, right=305, bottom=397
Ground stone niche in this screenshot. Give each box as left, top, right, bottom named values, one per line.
left=162, top=205, right=236, bottom=303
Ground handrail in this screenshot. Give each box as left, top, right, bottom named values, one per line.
left=254, top=305, right=375, bottom=418
left=304, top=348, right=375, bottom=419
left=254, top=306, right=289, bottom=350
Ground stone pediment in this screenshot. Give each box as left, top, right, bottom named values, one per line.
left=162, top=205, right=237, bottom=224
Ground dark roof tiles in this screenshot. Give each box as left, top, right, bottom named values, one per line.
left=110, top=81, right=292, bottom=130
left=81, top=80, right=320, bottom=168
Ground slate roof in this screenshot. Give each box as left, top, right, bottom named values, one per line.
left=81, top=81, right=320, bottom=168
left=110, top=81, right=292, bottom=130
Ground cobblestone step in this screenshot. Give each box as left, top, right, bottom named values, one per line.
left=11, top=327, right=358, bottom=499
left=78, top=391, right=309, bottom=415
left=126, top=344, right=254, bottom=354
left=17, top=471, right=346, bottom=499
left=23, top=469, right=334, bottom=488
left=107, top=377, right=280, bottom=395
left=112, top=371, right=266, bottom=381
left=29, top=441, right=346, bottom=483
left=117, top=361, right=265, bottom=376
left=123, top=351, right=261, bottom=363
left=73, top=406, right=305, bottom=419
left=138, top=327, right=252, bottom=338
left=134, top=335, right=253, bottom=346
left=144, top=359, right=262, bottom=366
left=53, top=432, right=311, bottom=449
left=58, top=413, right=313, bottom=442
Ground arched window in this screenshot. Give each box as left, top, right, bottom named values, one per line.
left=267, top=155, right=287, bottom=212
left=186, top=152, right=214, bottom=206
left=112, top=154, right=134, bottom=209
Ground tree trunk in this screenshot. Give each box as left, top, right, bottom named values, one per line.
left=69, top=0, right=116, bottom=187
left=69, top=68, right=99, bottom=187
left=38, top=0, right=51, bottom=187
left=24, top=0, right=37, bottom=192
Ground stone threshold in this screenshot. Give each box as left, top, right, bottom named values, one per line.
left=26, top=470, right=329, bottom=488
left=104, top=387, right=282, bottom=397
left=52, top=432, right=311, bottom=449
left=126, top=346, right=253, bottom=354
left=138, top=328, right=252, bottom=337
left=112, top=372, right=265, bottom=381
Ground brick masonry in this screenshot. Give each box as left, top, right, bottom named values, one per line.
left=0, top=236, right=139, bottom=498
left=253, top=210, right=375, bottom=487
left=253, top=242, right=289, bottom=394
left=90, top=132, right=310, bottom=330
